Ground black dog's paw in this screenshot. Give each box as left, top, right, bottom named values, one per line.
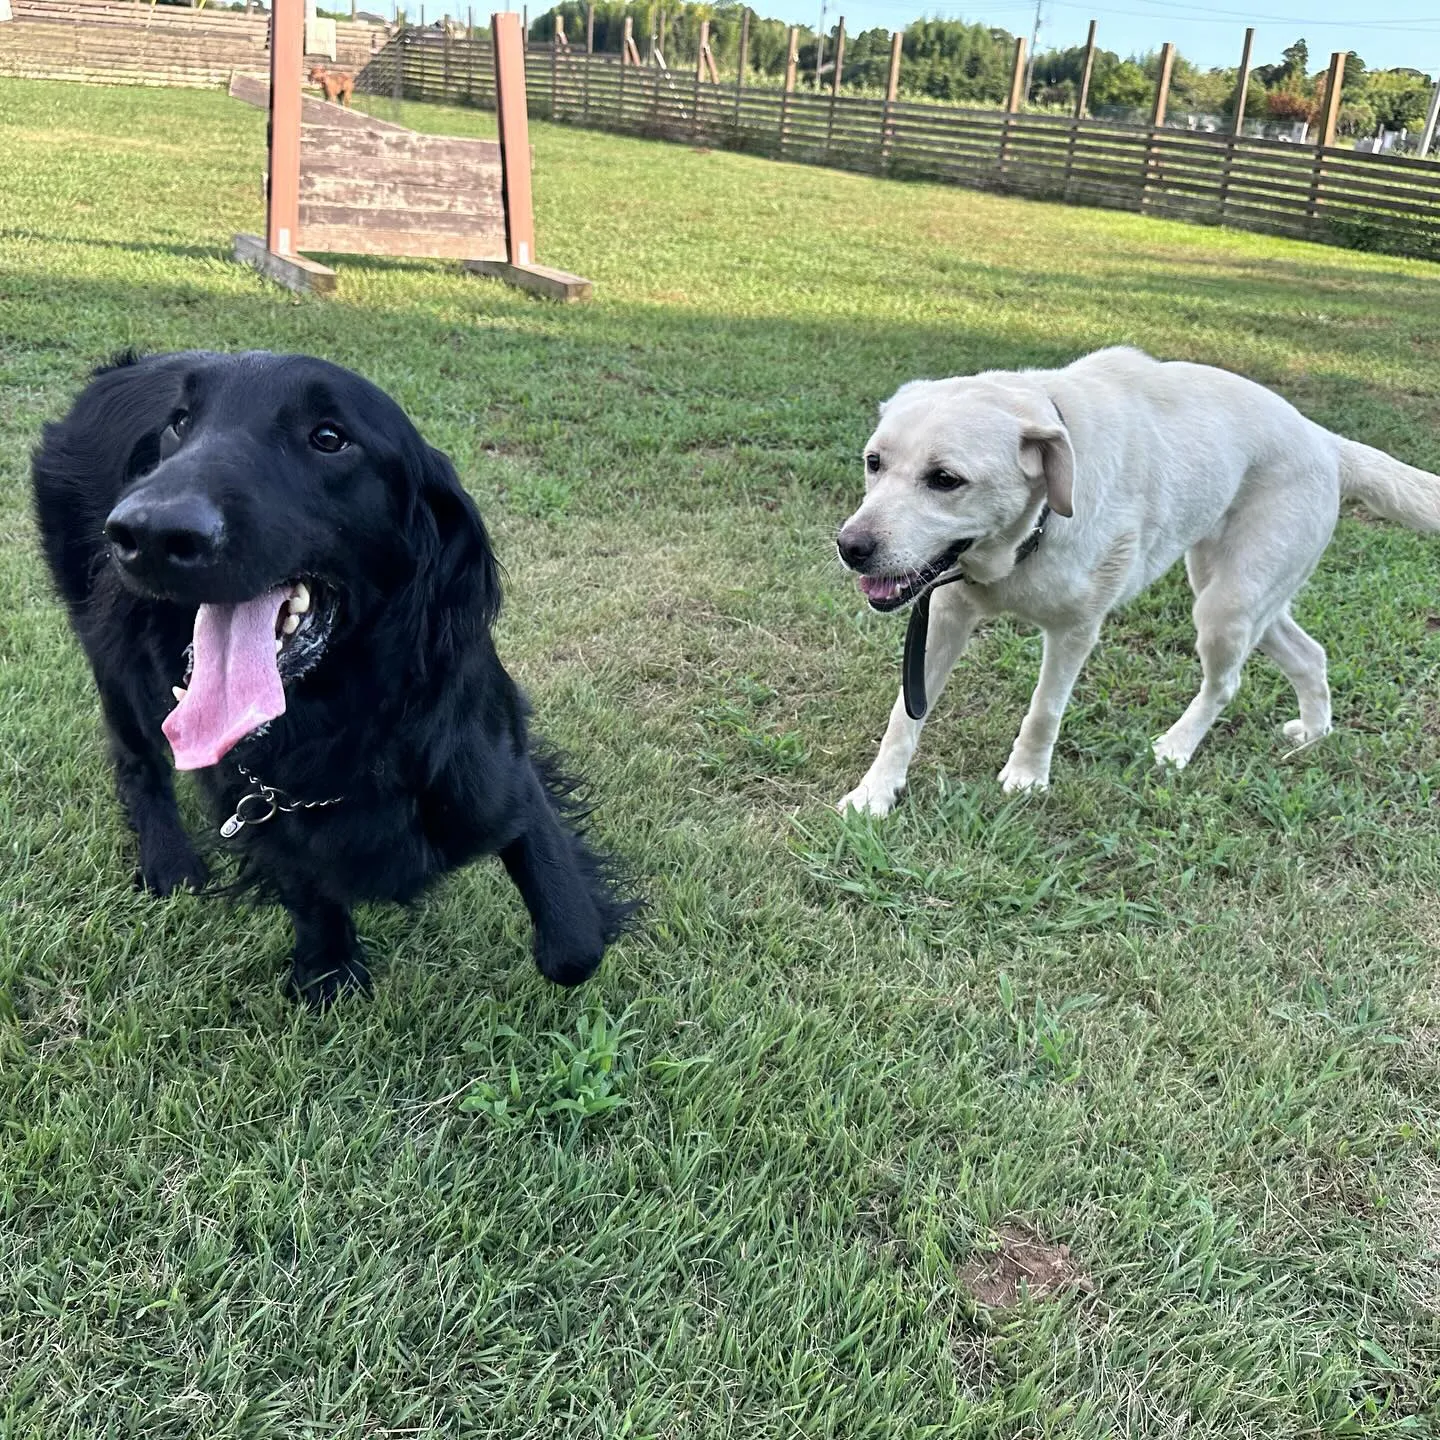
left=286, top=947, right=373, bottom=1010
left=533, top=923, right=605, bottom=988
left=135, top=842, right=210, bottom=897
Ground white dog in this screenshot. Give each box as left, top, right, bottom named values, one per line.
left=836, top=347, right=1440, bottom=815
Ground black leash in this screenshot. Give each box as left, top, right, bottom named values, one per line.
left=902, top=503, right=1051, bottom=721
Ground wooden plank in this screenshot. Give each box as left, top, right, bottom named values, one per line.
left=1231, top=27, right=1253, bottom=138
left=463, top=258, right=592, bottom=300
left=234, top=231, right=337, bottom=292
left=298, top=222, right=505, bottom=258
left=231, top=71, right=411, bottom=129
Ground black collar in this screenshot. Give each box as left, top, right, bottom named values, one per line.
left=901, top=502, right=1052, bottom=722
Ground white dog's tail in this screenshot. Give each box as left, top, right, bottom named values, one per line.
left=1337, top=438, right=1440, bottom=533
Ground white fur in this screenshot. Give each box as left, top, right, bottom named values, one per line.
left=837, top=347, right=1440, bottom=816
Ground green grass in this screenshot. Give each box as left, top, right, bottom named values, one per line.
left=2, top=77, right=1439, bottom=1438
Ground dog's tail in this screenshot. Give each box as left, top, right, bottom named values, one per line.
left=1337, top=437, right=1440, bottom=533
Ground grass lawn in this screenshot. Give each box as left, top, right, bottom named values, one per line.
left=2, top=77, right=1439, bottom=1438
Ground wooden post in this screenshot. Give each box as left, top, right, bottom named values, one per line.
left=233, top=0, right=336, bottom=293
left=393, top=9, right=404, bottom=103
left=778, top=24, right=797, bottom=153
left=695, top=18, right=707, bottom=81
left=1006, top=35, right=1026, bottom=112
left=999, top=36, right=1025, bottom=178
left=825, top=16, right=844, bottom=156
left=1150, top=40, right=1173, bottom=128
left=1230, top=26, right=1253, bottom=137
left=444, top=13, right=452, bottom=94
left=492, top=10, right=536, bottom=266
left=585, top=3, right=594, bottom=53
left=1420, top=79, right=1440, bottom=158
left=813, top=19, right=823, bottom=92
left=879, top=27, right=901, bottom=169
left=267, top=0, right=302, bottom=257
left=1316, top=49, right=1346, bottom=148
left=549, top=13, right=558, bottom=118
left=1142, top=41, right=1174, bottom=211
left=1308, top=50, right=1346, bottom=227
left=466, top=5, right=474, bottom=102
left=734, top=6, right=749, bottom=126
left=1074, top=18, right=1095, bottom=119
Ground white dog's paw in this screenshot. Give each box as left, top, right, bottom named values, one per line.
left=997, top=757, right=1049, bottom=793
left=1151, top=734, right=1193, bottom=770
left=837, top=780, right=899, bottom=818
left=1282, top=718, right=1332, bottom=745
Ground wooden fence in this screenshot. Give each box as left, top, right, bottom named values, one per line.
left=0, top=0, right=383, bottom=89
left=357, top=29, right=1440, bottom=264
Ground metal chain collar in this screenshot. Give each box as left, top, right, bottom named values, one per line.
left=219, top=764, right=344, bottom=839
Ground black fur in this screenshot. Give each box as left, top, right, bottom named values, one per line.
left=32, top=350, right=634, bottom=1005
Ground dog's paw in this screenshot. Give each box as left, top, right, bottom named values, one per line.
left=287, top=949, right=372, bottom=1010
left=1151, top=734, right=1193, bottom=770
left=1281, top=718, right=1332, bottom=745
left=997, top=757, right=1049, bottom=793
left=135, top=842, right=209, bottom=897
left=837, top=781, right=899, bottom=818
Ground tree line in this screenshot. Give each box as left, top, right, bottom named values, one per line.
left=530, top=3, right=1436, bottom=136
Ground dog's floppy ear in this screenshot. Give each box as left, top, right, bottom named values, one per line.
left=1019, top=423, right=1075, bottom=518
left=414, top=444, right=502, bottom=639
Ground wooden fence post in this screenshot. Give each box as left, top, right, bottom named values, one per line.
left=444, top=13, right=452, bottom=94
left=1150, top=40, right=1173, bottom=128
left=492, top=9, right=536, bottom=267
left=691, top=18, right=705, bottom=139
left=583, top=3, right=593, bottom=120
left=825, top=16, right=844, bottom=156
left=999, top=36, right=1025, bottom=178
left=1230, top=26, right=1253, bottom=137
left=1065, top=19, right=1095, bottom=202
left=1141, top=40, right=1174, bottom=211
left=1308, top=50, right=1346, bottom=228
left=1219, top=26, right=1253, bottom=222
left=778, top=24, right=797, bottom=154
left=1074, top=18, right=1095, bottom=118
left=1421, top=78, right=1440, bottom=158
left=879, top=27, right=901, bottom=170
left=549, top=13, right=558, bottom=119
left=393, top=11, right=404, bottom=103
left=734, top=6, right=749, bottom=126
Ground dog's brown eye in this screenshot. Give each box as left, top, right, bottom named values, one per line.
left=928, top=469, right=968, bottom=491
left=310, top=423, right=349, bottom=454
left=865, top=452, right=881, bottom=474
left=172, top=410, right=191, bottom=438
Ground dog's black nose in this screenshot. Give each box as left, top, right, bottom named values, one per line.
left=837, top=528, right=878, bottom=570
left=105, top=491, right=225, bottom=574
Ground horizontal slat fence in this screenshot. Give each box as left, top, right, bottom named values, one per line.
left=0, top=0, right=384, bottom=89
left=357, top=29, right=1440, bottom=264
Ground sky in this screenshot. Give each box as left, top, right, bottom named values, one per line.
left=764, top=0, right=1440, bottom=75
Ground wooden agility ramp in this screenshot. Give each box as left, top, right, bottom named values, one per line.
left=231, top=6, right=590, bottom=301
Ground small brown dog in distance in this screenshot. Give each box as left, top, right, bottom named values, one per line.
left=308, top=66, right=354, bottom=106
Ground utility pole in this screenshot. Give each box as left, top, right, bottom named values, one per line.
left=814, top=0, right=826, bottom=90
left=1023, top=0, right=1041, bottom=102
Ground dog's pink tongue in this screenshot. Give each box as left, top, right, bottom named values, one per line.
left=859, top=574, right=902, bottom=602
left=162, top=588, right=289, bottom=771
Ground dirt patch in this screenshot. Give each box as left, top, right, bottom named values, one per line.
left=958, top=1224, right=1094, bottom=1309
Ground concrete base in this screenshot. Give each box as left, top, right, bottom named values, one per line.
left=234, top=234, right=337, bottom=294
left=463, top=258, right=593, bottom=303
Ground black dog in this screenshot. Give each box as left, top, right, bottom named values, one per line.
left=32, top=351, right=633, bottom=1004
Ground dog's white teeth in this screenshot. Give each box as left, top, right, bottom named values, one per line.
left=281, top=612, right=301, bottom=635
left=290, top=582, right=311, bottom=614
left=172, top=686, right=187, bottom=702
left=275, top=637, right=284, bottom=654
